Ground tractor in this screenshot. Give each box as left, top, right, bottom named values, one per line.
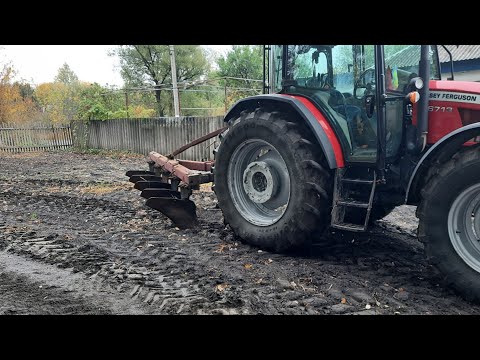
left=127, top=45, right=480, bottom=302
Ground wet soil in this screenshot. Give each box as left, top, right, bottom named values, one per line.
left=0, top=150, right=479, bottom=315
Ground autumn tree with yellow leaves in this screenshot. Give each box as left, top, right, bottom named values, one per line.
left=0, top=64, right=38, bottom=124
left=34, top=63, right=81, bottom=124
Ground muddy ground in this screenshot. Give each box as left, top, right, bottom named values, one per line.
left=0, top=150, right=479, bottom=315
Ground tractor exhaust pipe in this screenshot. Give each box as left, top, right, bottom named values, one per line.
left=406, top=45, right=430, bottom=154
left=416, top=45, right=430, bottom=153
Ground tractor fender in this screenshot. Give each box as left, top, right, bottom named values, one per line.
left=405, top=122, right=480, bottom=204
left=223, top=94, right=344, bottom=169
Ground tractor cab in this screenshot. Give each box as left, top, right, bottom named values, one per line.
left=267, top=45, right=441, bottom=165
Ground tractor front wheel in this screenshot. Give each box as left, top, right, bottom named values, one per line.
left=418, top=146, right=480, bottom=302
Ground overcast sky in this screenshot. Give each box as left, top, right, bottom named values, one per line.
left=0, top=45, right=232, bottom=87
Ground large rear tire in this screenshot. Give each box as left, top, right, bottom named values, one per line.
left=214, top=109, right=333, bottom=252
left=418, top=146, right=480, bottom=302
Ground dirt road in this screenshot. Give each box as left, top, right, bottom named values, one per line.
left=1, top=151, right=478, bottom=314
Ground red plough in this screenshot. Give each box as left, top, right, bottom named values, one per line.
left=126, top=127, right=226, bottom=228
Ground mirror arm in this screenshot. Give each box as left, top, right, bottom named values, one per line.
left=381, top=94, right=405, bottom=103
left=440, top=45, right=454, bottom=81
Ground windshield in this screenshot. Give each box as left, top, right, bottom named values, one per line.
left=273, top=45, right=441, bottom=92
left=384, top=45, right=440, bottom=92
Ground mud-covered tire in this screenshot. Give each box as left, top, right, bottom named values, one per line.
left=214, top=109, right=333, bottom=252
left=418, top=146, right=480, bottom=302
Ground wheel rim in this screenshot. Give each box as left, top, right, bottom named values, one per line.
left=448, top=183, right=480, bottom=273
left=227, top=139, right=290, bottom=226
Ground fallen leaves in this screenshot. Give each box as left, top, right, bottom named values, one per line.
left=215, top=243, right=237, bottom=253
left=215, top=244, right=228, bottom=253
left=215, top=284, right=229, bottom=293
left=341, top=298, right=347, bottom=304
left=244, top=263, right=253, bottom=270
left=264, top=258, right=273, bottom=265
left=199, top=182, right=214, bottom=192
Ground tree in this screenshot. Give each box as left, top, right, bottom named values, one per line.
left=35, top=82, right=69, bottom=123
left=0, top=64, right=16, bottom=123
left=75, top=82, right=155, bottom=120
left=54, top=63, right=79, bottom=84
left=56, top=63, right=80, bottom=121
left=112, top=45, right=209, bottom=116
left=216, top=45, right=263, bottom=108
left=0, top=64, right=39, bottom=124
left=15, top=81, right=35, bottom=100
left=35, top=64, right=82, bottom=123
left=76, top=82, right=109, bottom=120
left=217, top=45, right=263, bottom=87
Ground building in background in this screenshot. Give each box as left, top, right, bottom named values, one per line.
left=439, top=45, right=480, bottom=82
left=386, top=45, right=480, bottom=83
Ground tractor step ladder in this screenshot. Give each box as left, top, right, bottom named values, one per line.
left=330, top=168, right=377, bottom=232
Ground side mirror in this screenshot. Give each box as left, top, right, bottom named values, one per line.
left=405, top=76, right=424, bottom=93
left=410, top=77, right=424, bottom=90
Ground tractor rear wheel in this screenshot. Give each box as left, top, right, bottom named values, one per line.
left=418, top=146, right=480, bottom=302
left=214, top=109, right=333, bottom=252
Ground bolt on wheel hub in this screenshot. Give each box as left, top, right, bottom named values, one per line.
left=242, top=161, right=276, bottom=204
left=227, top=139, right=290, bottom=226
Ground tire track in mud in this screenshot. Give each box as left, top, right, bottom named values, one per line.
left=0, top=251, right=150, bottom=315
left=1, top=151, right=480, bottom=315
left=0, top=184, right=225, bottom=314
left=1, top=183, right=472, bottom=315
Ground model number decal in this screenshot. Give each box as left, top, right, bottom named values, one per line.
left=428, top=106, right=453, bottom=112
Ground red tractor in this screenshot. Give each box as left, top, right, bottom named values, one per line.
left=128, top=45, right=480, bottom=302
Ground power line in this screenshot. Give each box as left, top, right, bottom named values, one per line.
left=99, top=76, right=263, bottom=95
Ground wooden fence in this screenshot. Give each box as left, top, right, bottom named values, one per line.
left=0, top=123, right=73, bottom=153
left=71, top=117, right=225, bottom=161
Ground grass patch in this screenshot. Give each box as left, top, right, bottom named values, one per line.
left=69, top=147, right=145, bottom=159
left=79, top=183, right=130, bottom=195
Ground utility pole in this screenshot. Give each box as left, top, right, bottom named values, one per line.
left=224, top=83, right=227, bottom=113
left=169, top=45, right=180, bottom=117
left=125, top=91, right=129, bottom=119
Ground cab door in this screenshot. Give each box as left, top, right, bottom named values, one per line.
left=269, top=45, right=385, bottom=165
left=381, top=45, right=415, bottom=161
left=331, top=45, right=381, bottom=164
